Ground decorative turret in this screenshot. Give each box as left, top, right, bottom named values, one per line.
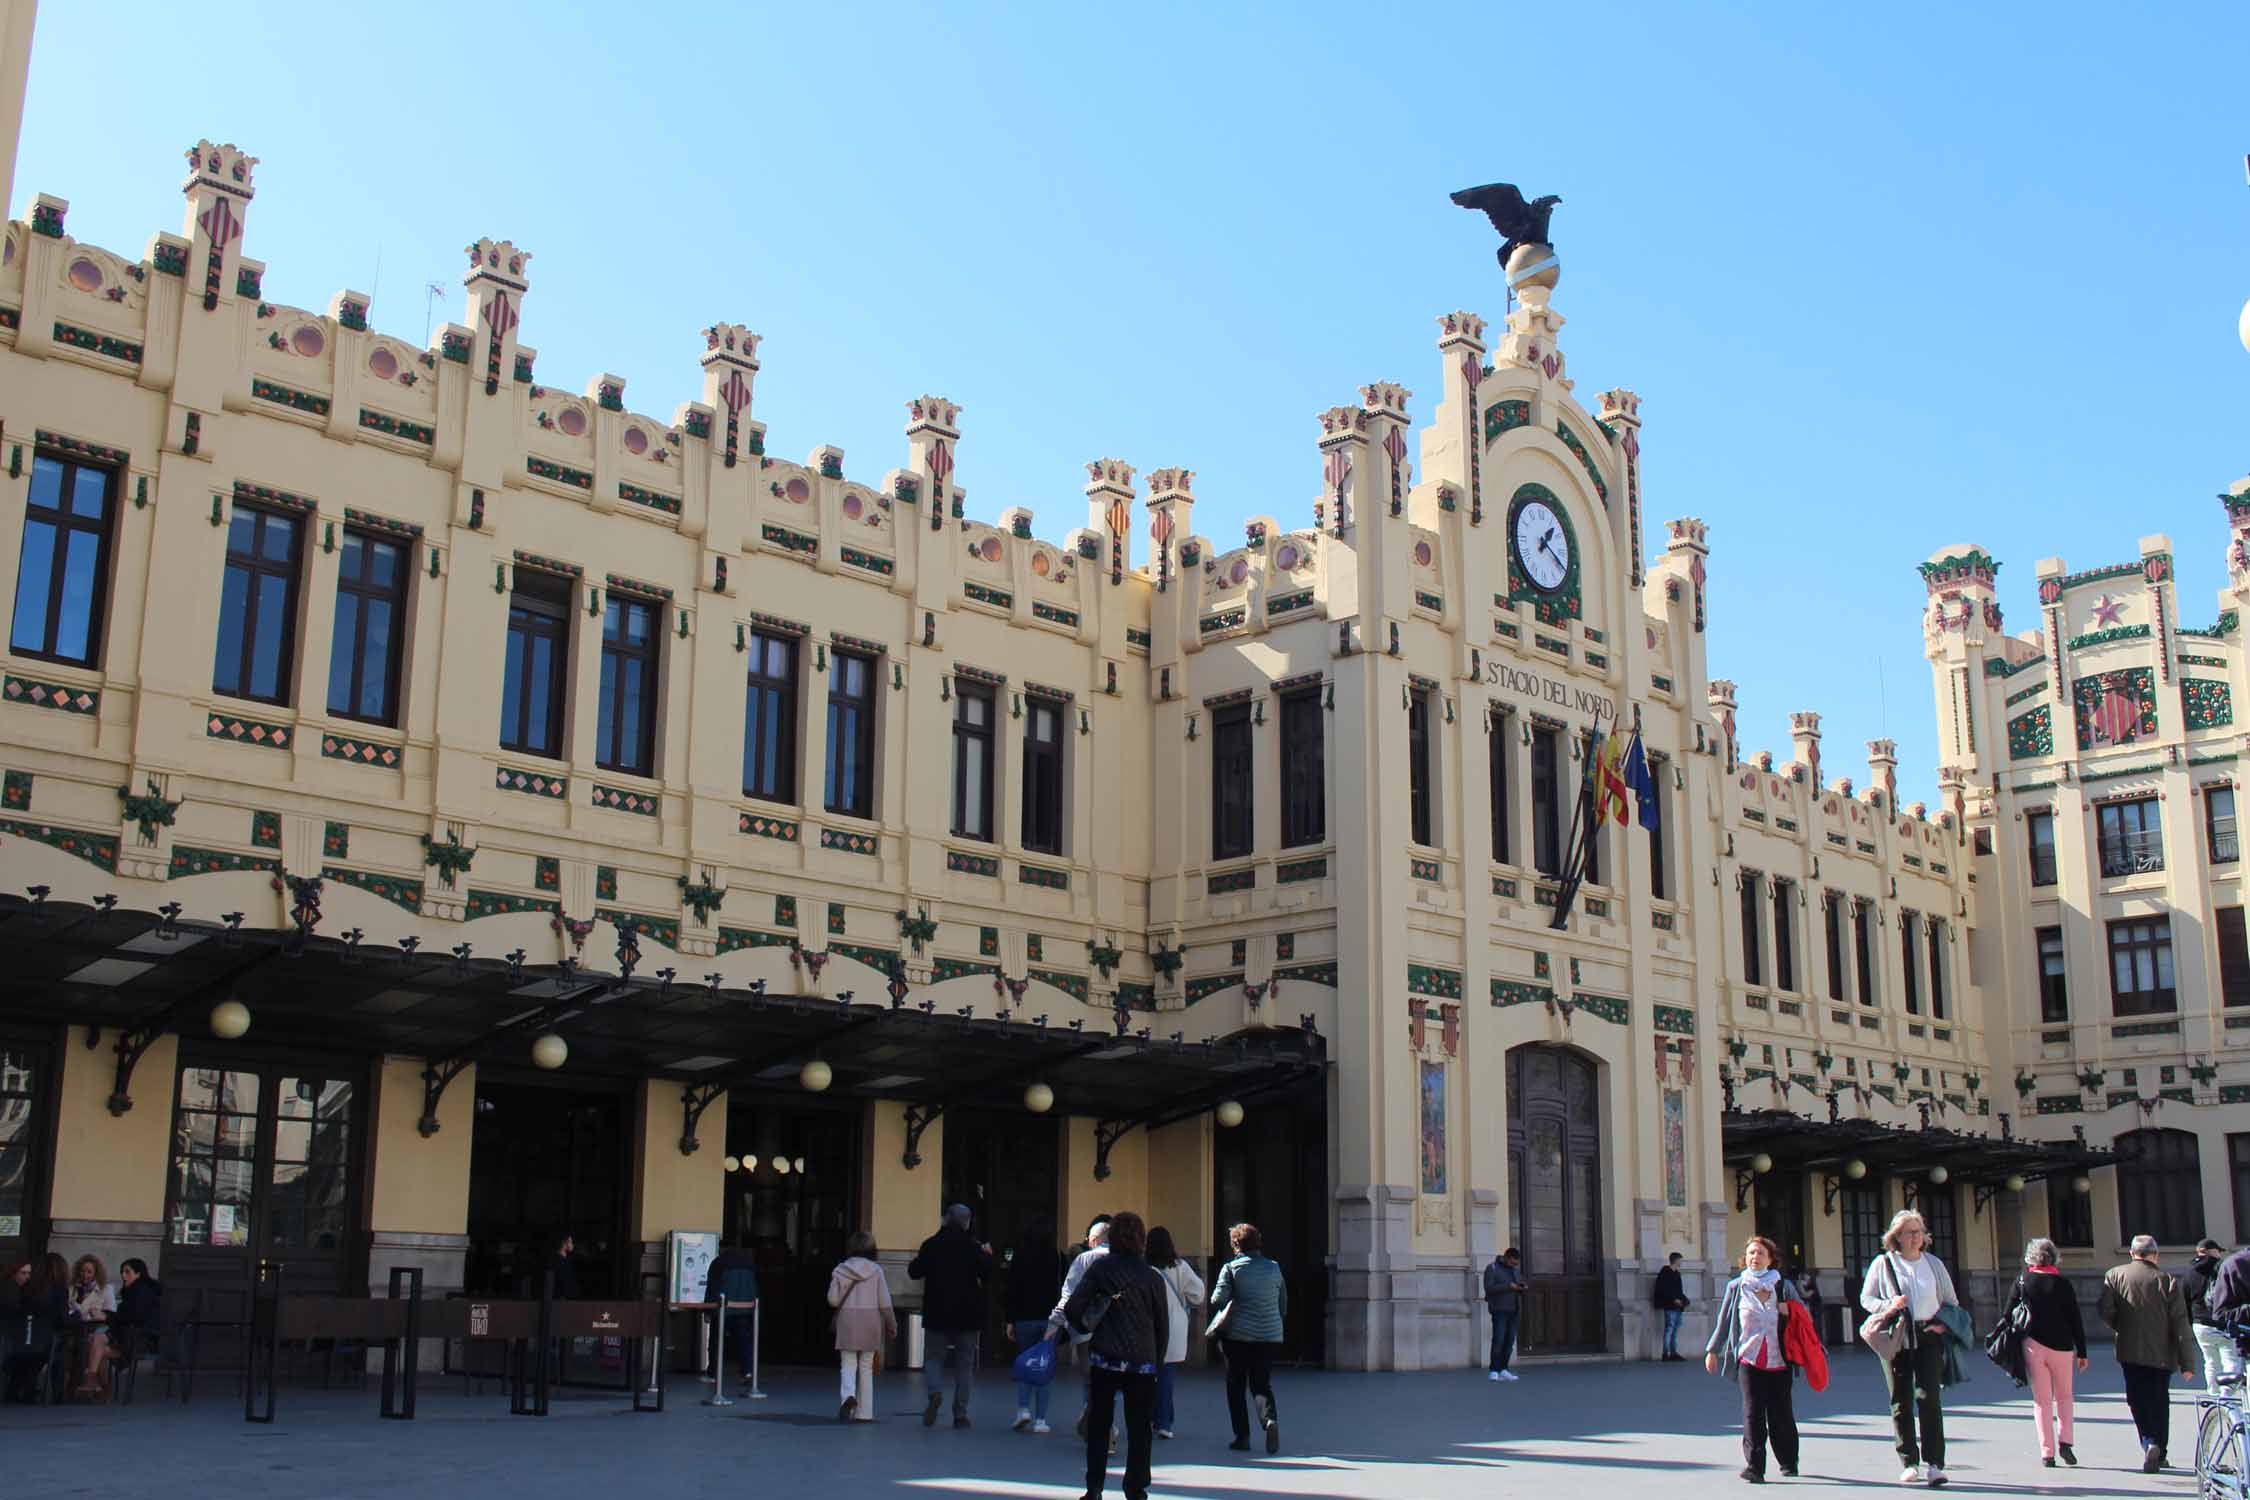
left=1867, top=740, right=1899, bottom=812
left=1666, top=517, right=1709, bottom=635
left=1600, top=389, right=1645, bottom=587
left=1433, top=311, right=1488, bottom=524
left=1918, top=545, right=2001, bottom=654
left=905, top=396, right=960, bottom=534
left=181, top=140, right=256, bottom=313
left=1085, top=459, right=1136, bottom=587
left=1708, top=679, right=1738, bottom=770
left=2223, top=479, right=2250, bottom=585
left=1789, top=712, right=1822, bottom=787
left=698, top=322, right=762, bottom=470
left=1145, top=467, right=1194, bottom=594
left=1359, top=382, right=1412, bottom=521
left=1314, top=405, right=1369, bottom=541
left=461, top=237, right=530, bottom=397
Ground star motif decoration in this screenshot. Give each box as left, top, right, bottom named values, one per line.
left=2090, top=594, right=2126, bottom=628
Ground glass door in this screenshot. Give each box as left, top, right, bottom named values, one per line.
left=165, top=1060, right=361, bottom=1296
left=0, top=1041, right=50, bottom=1267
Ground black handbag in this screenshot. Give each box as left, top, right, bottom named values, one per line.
left=1981, top=1280, right=2031, bottom=1386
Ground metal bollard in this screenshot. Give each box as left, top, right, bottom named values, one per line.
left=747, top=1302, right=767, bottom=1400
left=703, top=1295, right=734, bottom=1407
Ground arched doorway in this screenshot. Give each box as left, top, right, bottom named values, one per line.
left=1507, top=1044, right=1604, bottom=1352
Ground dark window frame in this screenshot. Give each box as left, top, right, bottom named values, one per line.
left=1530, top=727, right=1561, bottom=878
left=1772, top=878, right=1795, bottom=992
left=2231, top=1132, right=2250, bottom=1245
left=1210, top=702, right=1253, bottom=861
left=2026, top=809, right=2058, bottom=887
left=2210, top=786, right=2240, bottom=865
left=1854, top=898, right=1877, bottom=1007
left=499, top=570, right=571, bottom=759
left=1020, top=693, right=1065, bottom=856
left=2221, top=907, right=2250, bottom=1009
left=2036, top=924, right=2069, bottom=1024
left=1646, top=755, right=1667, bottom=901
left=1926, top=917, right=1947, bottom=1020
left=325, top=527, right=409, bottom=727
left=823, top=649, right=877, bottom=821
left=9, top=450, right=116, bottom=668
left=595, top=594, right=661, bottom=778
left=741, top=630, right=798, bottom=804
left=1280, top=688, right=1325, bottom=849
left=2116, top=1127, right=2202, bottom=1248
left=212, top=503, right=304, bottom=707
left=2049, top=1177, right=2093, bottom=1247
left=1901, top=911, right=1922, bottom=1015
left=951, top=681, right=996, bottom=841
left=1824, top=891, right=1846, bottom=1002
left=1408, top=688, right=1435, bottom=848
left=2096, top=795, right=2164, bottom=878
left=2107, top=914, right=2177, bottom=1017
left=1739, top=872, right=1763, bottom=987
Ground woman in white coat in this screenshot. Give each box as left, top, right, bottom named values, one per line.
left=1147, top=1226, right=1206, bottom=1440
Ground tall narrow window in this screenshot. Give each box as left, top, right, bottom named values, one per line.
left=1021, top=696, right=1064, bottom=855
left=1901, top=912, right=1921, bottom=1014
left=595, top=595, right=659, bottom=777
left=1280, top=688, right=1325, bottom=848
left=2026, top=809, right=2057, bottom=887
left=213, top=505, right=302, bottom=705
left=1926, top=917, right=1947, bottom=1020
left=1739, top=872, right=1763, bottom=987
left=1579, top=732, right=1600, bottom=886
left=2108, top=915, right=2177, bottom=1016
left=2211, top=787, right=2240, bottom=865
left=9, top=452, right=113, bottom=667
left=1408, top=688, right=1434, bottom=847
left=1211, top=703, right=1253, bottom=859
left=326, top=529, right=407, bottom=725
left=2050, top=1177, right=2093, bottom=1247
left=1530, top=726, right=1561, bottom=877
left=2097, top=796, right=2164, bottom=877
left=1646, top=757, right=1667, bottom=900
left=1772, top=879, right=1795, bottom=992
left=499, top=570, right=570, bottom=757
left=1488, top=711, right=1512, bottom=864
left=1854, top=898, right=1877, bottom=1006
left=740, top=630, right=797, bottom=803
left=2222, top=908, right=2250, bottom=1008
left=951, top=683, right=995, bottom=841
left=823, top=650, right=875, bottom=819
left=1824, top=892, right=1847, bottom=1001
left=2036, top=925, right=2068, bottom=1023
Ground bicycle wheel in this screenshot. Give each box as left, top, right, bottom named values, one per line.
left=2200, top=1402, right=2245, bottom=1500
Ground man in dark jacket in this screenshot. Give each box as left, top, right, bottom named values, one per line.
left=2100, top=1235, right=2198, bottom=1472
left=910, top=1203, right=994, bottom=1428
left=1652, top=1251, right=1689, bottom=1361
left=1056, top=1211, right=1169, bottom=1500
left=1483, top=1248, right=1526, bottom=1380
left=702, top=1241, right=761, bottom=1390
left=2187, top=1239, right=2241, bottom=1395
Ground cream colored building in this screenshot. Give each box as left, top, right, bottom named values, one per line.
left=0, top=5, right=2123, bottom=1372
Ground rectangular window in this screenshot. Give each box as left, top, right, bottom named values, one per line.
left=212, top=504, right=302, bottom=705
left=1579, top=732, right=1600, bottom=886
left=1280, top=688, right=1325, bottom=848
left=1901, top=911, right=1921, bottom=1015
left=1530, top=726, right=1561, bottom=877
left=595, top=594, right=659, bottom=777
left=1772, top=879, right=1795, bottom=992
left=499, top=570, right=570, bottom=758
left=1646, top=757, right=1667, bottom=900
left=1839, top=1181, right=1883, bottom=1287
left=2211, top=787, right=2240, bottom=865
left=1927, top=918, right=1947, bottom=1020
left=823, top=650, right=876, bottom=819
left=9, top=452, right=113, bottom=667
left=2026, top=809, right=2057, bottom=887
left=951, top=683, right=995, bottom=840
left=2108, top=915, right=2177, bottom=1016
left=2050, top=1177, right=2093, bottom=1247
left=325, top=529, right=408, bottom=725
left=2220, top=907, right=2250, bottom=1009
left=1824, top=892, right=1847, bottom=1002
left=2037, top=925, right=2069, bottom=1023
left=1854, top=898, right=1877, bottom=1006
left=1021, top=696, right=1064, bottom=855
left=1740, top=872, right=1763, bottom=987
left=1211, top=703, right=1253, bottom=860
left=1920, top=1185, right=1958, bottom=1268
left=1488, top=711, right=1512, bottom=865
left=2097, top=796, right=2164, bottom=877
left=741, top=630, right=797, bottom=803
left=1408, top=689, right=1434, bottom=847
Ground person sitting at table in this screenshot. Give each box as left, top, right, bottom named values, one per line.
left=68, top=1254, right=115, bottom=1396
left=3, top=1256, right=65, bottom=1403
left=105, top=1259, right=160, bottom=1370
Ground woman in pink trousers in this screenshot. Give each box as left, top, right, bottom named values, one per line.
left=2010, top=1237, right=2088, bottom=1468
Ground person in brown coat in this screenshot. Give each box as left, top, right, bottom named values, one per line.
left=2098, top=1235, right=2198, bottom=1473
left=828, top=1230, right=897, bottom=1424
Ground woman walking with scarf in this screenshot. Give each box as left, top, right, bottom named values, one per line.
left=1705, top=1234, right=1806, bottom=1483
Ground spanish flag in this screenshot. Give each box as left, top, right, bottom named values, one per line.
left=1594, top=729, right=1631, bottom=830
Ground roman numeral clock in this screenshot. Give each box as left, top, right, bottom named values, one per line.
left=1505, top=482, right=1581, bottom=626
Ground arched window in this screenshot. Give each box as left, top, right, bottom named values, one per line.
left=2115, top=1128, right=2203, bottom=1248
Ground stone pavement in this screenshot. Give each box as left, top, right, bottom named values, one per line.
left=0, top=1352, right=2203, bottom=1498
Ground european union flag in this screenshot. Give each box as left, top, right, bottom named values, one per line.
left=1623, top=729, right=1660, bottom=832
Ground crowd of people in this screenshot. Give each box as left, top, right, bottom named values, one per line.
left=823, top=1207, right=1287, bottom=1500
left=3, top=1252, right=160, bottom=1404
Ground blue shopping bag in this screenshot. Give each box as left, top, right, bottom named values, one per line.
left=1011, top=1336, right=1057, bottom=1387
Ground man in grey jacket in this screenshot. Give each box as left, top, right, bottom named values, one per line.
left=2100, top=1235, right=2198, bottom=1473
left=1482, top=1248, right=1526, bottom=1381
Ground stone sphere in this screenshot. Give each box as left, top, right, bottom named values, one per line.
left=1505, top=240, right=1560, bottom=294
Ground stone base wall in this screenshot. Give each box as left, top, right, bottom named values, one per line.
left=51, top=1218, right=163, bottom=1282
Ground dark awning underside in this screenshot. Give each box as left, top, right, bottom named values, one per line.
left=1722, top=1107, right=2116, bottom=1185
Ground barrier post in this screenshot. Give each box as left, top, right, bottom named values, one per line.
left=748, top=1302, right=767, bottom=1400
left=381, top=1266, right=423, bottom=1420
left=244, top=1258, right=282, bottom=1425
left=702, top=1295, right=733, bottom=1406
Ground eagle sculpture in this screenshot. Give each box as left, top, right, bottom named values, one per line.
left=1450, top=182, right=1561, bottom=268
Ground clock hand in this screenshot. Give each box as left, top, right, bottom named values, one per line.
left=1541, top=538, right=1565, bottom=566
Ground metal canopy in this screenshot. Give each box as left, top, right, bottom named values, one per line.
left=0, top=894, right=1326, bottom=1127
left=1721, top=1107, right=2117, bottom=1185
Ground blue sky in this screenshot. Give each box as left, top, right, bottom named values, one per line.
left=18, top=2, right=2248, bottom=799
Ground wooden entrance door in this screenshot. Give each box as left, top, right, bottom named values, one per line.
left=941, top=1108, right=1058, bottom=1365
left=1507, top=1045, right=1604, bottom=1353
left=1211, top=1074, right=1328, bottom=1365
left=1755, top=1171, right=1809, bottom=1273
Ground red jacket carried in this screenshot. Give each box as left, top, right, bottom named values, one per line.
left=1783, top=1301, right=1829, bottom=1392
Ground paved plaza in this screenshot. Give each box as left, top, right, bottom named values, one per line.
left=0, top=1353, right=2202, bottom=1498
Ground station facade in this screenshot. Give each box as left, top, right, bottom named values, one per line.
left=0, top=10, right=2152, bottom=1371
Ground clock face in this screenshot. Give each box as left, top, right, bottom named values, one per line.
left=1514, top=499, right=1570, bottom=592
